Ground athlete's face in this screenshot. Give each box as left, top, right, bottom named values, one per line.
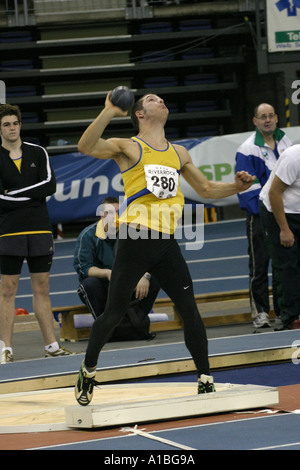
left=0, top=114, right=21, bottom=144
left=142, top=94, right=169, bottom=119
left=253, top=104, right=278, bottom=137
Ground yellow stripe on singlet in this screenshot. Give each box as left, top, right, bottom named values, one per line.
left=0, top=231, right=52, bottom=237
left=12, top=157, right=22, bottom=172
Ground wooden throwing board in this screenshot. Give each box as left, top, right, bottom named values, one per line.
left=0, top=382, right=279, bottom=433
left=65, top=382, right=279, bottom=429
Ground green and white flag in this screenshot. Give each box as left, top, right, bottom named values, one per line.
left=267, top=0, right=300, bottom=52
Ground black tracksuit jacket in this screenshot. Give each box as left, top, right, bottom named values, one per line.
left=0, top=141, right=56, bottom=236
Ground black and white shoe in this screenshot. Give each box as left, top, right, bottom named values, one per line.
left=198, top=374, right=216, bottom=394
left=75, top=361, right=97, bottom=406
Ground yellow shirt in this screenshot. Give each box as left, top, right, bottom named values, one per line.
left=118, top=137, right=185, bottom=234
left=13, top=157, right=22, bottom=172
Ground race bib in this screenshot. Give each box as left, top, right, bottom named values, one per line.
left=144, top=164, right=179, bottom=199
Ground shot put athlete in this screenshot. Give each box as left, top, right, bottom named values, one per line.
left=75, top=90, right=255, bottom=405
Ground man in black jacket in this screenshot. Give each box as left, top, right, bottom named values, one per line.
left=0, top=104, right=72, bottom=363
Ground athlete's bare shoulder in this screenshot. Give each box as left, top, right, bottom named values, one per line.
left=172, top=143, right=191, bottom=166
left=110, top=136, right=141, bottom=171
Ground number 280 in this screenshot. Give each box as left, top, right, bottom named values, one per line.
left=151, top=175, right=176, bottom=191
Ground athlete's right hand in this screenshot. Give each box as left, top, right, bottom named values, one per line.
left=105, top=91, right=129, bottom=117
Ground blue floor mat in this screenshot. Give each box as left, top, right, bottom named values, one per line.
left=135, top=362, right=299, bottom=387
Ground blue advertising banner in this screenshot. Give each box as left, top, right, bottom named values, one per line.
left=47, top=127, right=300, bottom=224
left=47, top=152, right=124, bottom=224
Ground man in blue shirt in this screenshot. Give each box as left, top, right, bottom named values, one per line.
left=73, top=196, right=160, bottom=338
left=235, top=103, right=292, bottom=329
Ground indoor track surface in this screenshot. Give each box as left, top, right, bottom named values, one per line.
left=1, top=219, right=299, bottom=451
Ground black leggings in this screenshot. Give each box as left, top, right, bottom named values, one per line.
left=85, top=231, right=210, bottom=376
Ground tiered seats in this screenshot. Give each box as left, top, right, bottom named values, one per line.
left=0, top=15, right=250, bottom=152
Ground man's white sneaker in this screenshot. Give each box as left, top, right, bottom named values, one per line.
left=45, top=345, right=74, bottom=357
left=0, top=349, right=13, bottom=364
left=253, top=312, right=271, bottom=328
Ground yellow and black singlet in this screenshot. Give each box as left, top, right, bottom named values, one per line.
left=118, top=136, right=185, bottom=234
left=12, top=156, right=22, bottom=172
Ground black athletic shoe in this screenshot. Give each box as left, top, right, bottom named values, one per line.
left=198, top=374, right=216, bottom=394
left=75, top=361, right=97, bottom=406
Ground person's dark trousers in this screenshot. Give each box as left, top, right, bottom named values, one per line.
left=78, top=276, right=160, bottom=319
left=77, top=277, right=109, bottom=319
left=260, top=203, right=300, bottom=322
left=246, top=213, right=280, bottom=317
left=85, top=233, right=210, bottom=375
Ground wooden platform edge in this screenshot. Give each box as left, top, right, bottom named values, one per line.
left=0, top=382, right=279, bottom=434
left=65, top=383, right=279, bottom=429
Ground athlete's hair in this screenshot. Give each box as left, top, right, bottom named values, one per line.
left=0, top=103, right=22, bottom=125
left=130, top=95, right=147, bottom=131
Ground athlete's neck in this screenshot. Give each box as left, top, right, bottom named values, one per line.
left=137, top=130, right=167, bottom=150
left=2, top=138, right=22, bottom=157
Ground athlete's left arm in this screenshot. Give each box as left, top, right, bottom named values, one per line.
left=177, top=145, right=255, bottom=199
